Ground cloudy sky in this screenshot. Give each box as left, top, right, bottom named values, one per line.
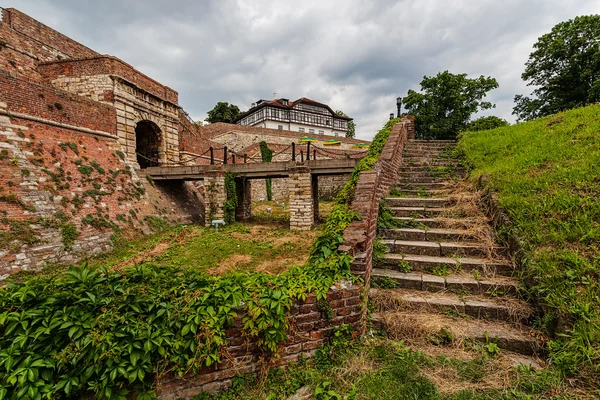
left=8, top=0, right=600, bottom=140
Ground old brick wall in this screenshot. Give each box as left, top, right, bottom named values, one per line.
left=0, top=100, right=201, bottom=278
left=0, top=71, right=116, bottom=133
left=1, top=8, right=99, bottom=61
left=339, top=120, right=411, bottom=289
left=38, top=57, right=178, bottom=104
left=157, top=282, right=363, bottom=398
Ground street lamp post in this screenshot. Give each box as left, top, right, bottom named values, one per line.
left=396, top=97, right=402, bottom=118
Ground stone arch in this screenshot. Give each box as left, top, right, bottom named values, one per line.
left=135, top=120, right=163, bottom=168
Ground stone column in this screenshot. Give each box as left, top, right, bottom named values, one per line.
left=289, top=166, right=314, bottom=231
left=204, top=171, right=226, bottom=226
left=235, top=178, right=252, bottom=221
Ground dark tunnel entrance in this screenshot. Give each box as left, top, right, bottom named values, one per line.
left=135, top=120, right=162, bottom=168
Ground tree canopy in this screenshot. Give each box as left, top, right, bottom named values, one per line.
left=513, top=15, right=600, bottom=121
left=336, top=110, right=356, bottom=138
left=403, top=71, right=499, bottom=140
left=463, top=116, right=509, bottom=132
left=205, top=102, right=243, bottom=123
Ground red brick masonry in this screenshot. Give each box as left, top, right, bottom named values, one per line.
left=339, top=120, right=411, bottom=289
left=157, top=282, right=363, bottom=399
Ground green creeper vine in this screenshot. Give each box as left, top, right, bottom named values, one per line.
left=259, top=141, right=274, bottom=201
left=223, top=171, right=238, bottom=224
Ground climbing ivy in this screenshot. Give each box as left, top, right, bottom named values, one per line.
left=223, top=171, right=238, bottom=224
left=259, top=141, right=274, bottom=201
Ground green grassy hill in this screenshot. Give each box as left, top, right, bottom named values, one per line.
left=459, top=105, right=600, bottom=387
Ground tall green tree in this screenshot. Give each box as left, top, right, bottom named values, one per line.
left=463, top=116, right=509, bottom=132
left=205, top=102, right=242, bottom=123
left=336, top=110, right=356, bottom=138
left=513, top=15, right=600, bottom=121
left=403, top=71, right=499, bottom=140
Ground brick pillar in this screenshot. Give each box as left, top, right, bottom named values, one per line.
left=204, top=171, right=226, bottom=226
left=289, top=166, right=314, bottom=231
left=311, top=175, right=319, bottom=223
left=235, top=178, right=252, bottom=221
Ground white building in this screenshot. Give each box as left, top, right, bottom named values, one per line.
left=234, top=97, right=352, bottom=137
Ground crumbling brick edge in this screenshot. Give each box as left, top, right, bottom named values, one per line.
left=337, top=118, right=412, bottom=328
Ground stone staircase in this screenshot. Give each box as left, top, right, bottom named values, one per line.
left=370, top=139, right=544, bottom=357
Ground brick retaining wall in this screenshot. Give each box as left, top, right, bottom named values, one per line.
left=339, top=120, right=411, bottom=291
left=157, top=282, right=363, bottom=398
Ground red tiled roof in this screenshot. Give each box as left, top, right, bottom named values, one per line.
left=234, top=97, right=353, bottom=123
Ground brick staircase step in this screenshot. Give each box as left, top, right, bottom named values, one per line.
left=396, top=176, right=450, bottom=184
left=369, top=288, right=532, bottom=323
left=402, top=161, right=461, bottom=167
left=381, top=253, right=514, bottom=276
left=372, top=268, right=518, bottom=295
left=385, top=197, right=453, bottom=208
left=392, top=216, right=479, bottom=230
left=389, top=206, right=446, bottom=218
left=380, top=227, right=479, bottom=242
left=388, top=189, right=452, bottom=198
left=396, top=182, right=449, bottom=190
left=370, top=311, right=544, bottom=356
left=397, top=171, right=462, bottom=179
left=407, top=139, right=456, bottom=145
left=381, top=239, right=491, bottom=258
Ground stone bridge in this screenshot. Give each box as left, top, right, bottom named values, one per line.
left=144, top=158, right=360, bottom=230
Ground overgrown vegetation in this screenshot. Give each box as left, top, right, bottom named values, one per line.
left=0, top=118, right=399, bottom=399
left=259, top=141, right=273, bottom=201
left=223, top=172, right=238, bottom=225
left=192, top=328, right=566, bottom=399
left=458, top=104, right=600, bottom=389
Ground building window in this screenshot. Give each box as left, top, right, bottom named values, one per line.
left=319, top=130, right=324, bottom=135
left=309, top=128, right=315, bottom=134
left=299, top=127, right=305, bottom=133
left=335, top=132, right=339, bottom=137
left=278, top=125, right=283, bottom=130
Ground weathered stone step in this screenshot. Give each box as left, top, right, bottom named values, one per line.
left=380, top=227, right=479, bottom=242
left=388, top=189, right=452, bottom=198
left=384, top=197, right=453, bottom=208
left=370, top=311, right=544, bottom=356
left=372, top=268, right=518, bottom=295
left=388, top=206, right=447, bottom=218
left=407, top=139, right=456, bottom=146
left=395, top=182, right=449, bottom=190
left=381, top=238, right=492, bottom=258
left=402, top=151, right=445, bottom=158
left=402, top=160, right=462, bottom=167
left=396, top=174, right=462, bottom=182
left=397, top=166, right=465, bottom=174
left=396, top=176, right=450, bottom=184
left=369, top=288, right=532, bottom=323
left=381, top=253, right=514, bottom=276
left=392, top=217, right=449, bottom=229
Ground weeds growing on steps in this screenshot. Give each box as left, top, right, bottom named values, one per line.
left=458, top=104, right=600, bottom=391
left=192, top=324, right=572, bottom=399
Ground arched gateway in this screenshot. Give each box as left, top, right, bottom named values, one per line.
left=135, top=120, right=162, bottom=168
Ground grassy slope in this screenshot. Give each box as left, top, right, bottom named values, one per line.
left=458, top=105, right=600, bottom=384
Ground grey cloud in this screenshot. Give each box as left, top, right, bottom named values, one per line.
left=8, top=0, right=600, bottom=139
